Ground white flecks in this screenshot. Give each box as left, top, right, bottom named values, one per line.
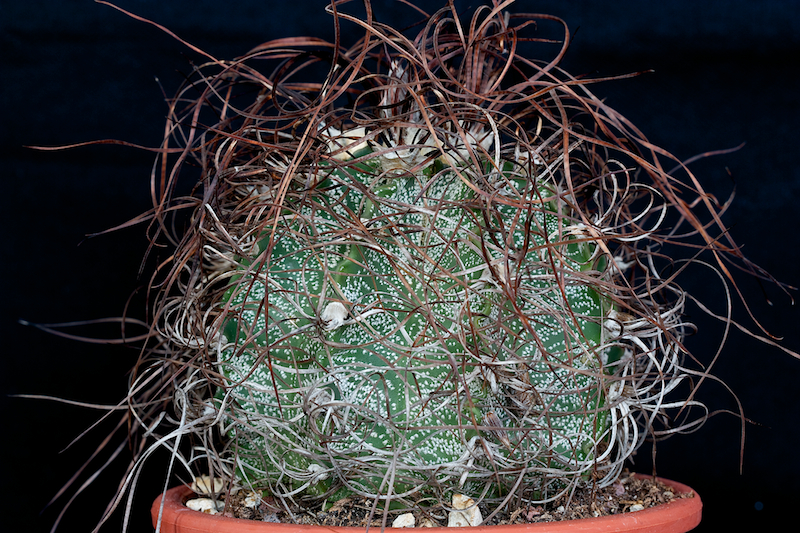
left=321, top=301, right=349, bottom=330
left=185, top=498, right=224, bottom=514
left=191, top=475, right=224, bottom=496
left=448, top=494, right=483, bottom=527
left=392, top=513, right=416, bottom=528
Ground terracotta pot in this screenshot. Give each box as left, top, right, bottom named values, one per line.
left=150, top=475, right=701, bottom=533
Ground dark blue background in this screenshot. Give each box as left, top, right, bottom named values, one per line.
left=2, top=1, right=799, bottom=531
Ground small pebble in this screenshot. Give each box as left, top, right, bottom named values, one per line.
left=191, top=475, right=224, bottom=495
left=243, top=491, right=260, bottom=509
left=448, top=494, right=483, bottom=527
left=629, top=504, right=645, bottom=512
left=185, top=498, right=224, bottom=514
left=392, top=513, right=416, bottom=528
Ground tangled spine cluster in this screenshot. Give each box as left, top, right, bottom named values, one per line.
left=115, top=1, right=766, bottom=522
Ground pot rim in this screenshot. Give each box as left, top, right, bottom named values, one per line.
left=151, top=474, right=702, bottom=532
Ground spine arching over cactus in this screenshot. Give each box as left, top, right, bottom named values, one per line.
left=119, top=0, right=770, bottom=521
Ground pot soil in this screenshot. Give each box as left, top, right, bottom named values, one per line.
left=150, top=474, right=702, bottom=532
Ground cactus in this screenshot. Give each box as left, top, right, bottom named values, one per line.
left=139, top=0, right=733, bottom=518
left=213, top=78, right=624, bottom=502
left=41, top=3, right=796, bottom=532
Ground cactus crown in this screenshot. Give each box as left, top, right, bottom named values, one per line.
left=117, top=0, right=772, bottom=523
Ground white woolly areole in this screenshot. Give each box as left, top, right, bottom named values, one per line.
left=321, top=301, right=348, bottom=330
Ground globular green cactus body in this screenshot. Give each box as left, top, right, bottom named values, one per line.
left=218, top=143, right=615, bottom=500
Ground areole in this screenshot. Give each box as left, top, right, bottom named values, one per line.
left=150, top=475, right=702, bottom=533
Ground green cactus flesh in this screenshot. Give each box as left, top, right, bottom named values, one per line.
left=217, top=148, right=615, bottom=500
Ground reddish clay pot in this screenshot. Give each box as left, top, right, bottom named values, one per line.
left=150, top=475, right=701, bottom=533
